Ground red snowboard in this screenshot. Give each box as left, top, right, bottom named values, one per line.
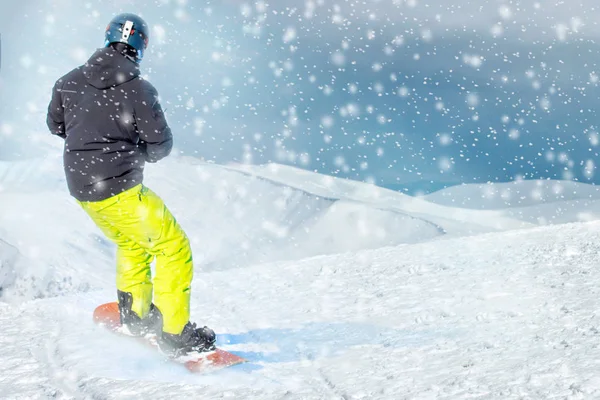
left=93, top=302, right=246, bottom=373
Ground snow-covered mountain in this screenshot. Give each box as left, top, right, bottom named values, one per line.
left=0, top=155, right=535, bottom=299
left=424, top=180, right=600, bottom=210
left=424, top=180, right=600, bottom=225
left=3, top=156, right=600, bottom=398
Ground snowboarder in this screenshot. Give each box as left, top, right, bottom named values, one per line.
left=46, top=13, right=215, bottom=356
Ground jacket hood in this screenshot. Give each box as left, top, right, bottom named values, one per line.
left=82, top=46, right=140, bottom=89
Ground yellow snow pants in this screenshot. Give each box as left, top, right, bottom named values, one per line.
left=78, top=184, right=193, bottom=334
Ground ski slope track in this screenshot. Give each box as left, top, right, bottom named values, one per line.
left=2, top=156, right=600, bottom=398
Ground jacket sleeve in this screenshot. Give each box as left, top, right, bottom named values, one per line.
left=134, top=82, right=173, bottom=163
left=46, top=80, right=66, bottom=139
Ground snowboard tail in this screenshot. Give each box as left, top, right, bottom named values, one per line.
left=93, top=302, right=246, bottom=373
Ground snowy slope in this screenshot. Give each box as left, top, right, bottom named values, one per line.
left=3, top=220, right=600, bottom=398
left=3, top=156, right=600, bottom=398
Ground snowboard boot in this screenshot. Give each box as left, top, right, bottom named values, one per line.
left=117, top=290, right=163, bottom=336
left=158, top=322, right=217, bottom=357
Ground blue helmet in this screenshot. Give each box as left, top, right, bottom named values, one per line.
left=104, top=13, right=150, bottom=63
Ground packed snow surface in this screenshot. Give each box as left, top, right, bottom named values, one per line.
left=2, top=156, right=600, bottom=398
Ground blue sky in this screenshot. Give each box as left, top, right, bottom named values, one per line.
left=1, top=0, right=600, bottom=193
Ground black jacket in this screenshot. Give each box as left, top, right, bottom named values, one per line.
left=47, top=46, right=173, bottom=202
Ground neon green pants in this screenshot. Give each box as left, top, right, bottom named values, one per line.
left=78, top=184, right=193, bottom=334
